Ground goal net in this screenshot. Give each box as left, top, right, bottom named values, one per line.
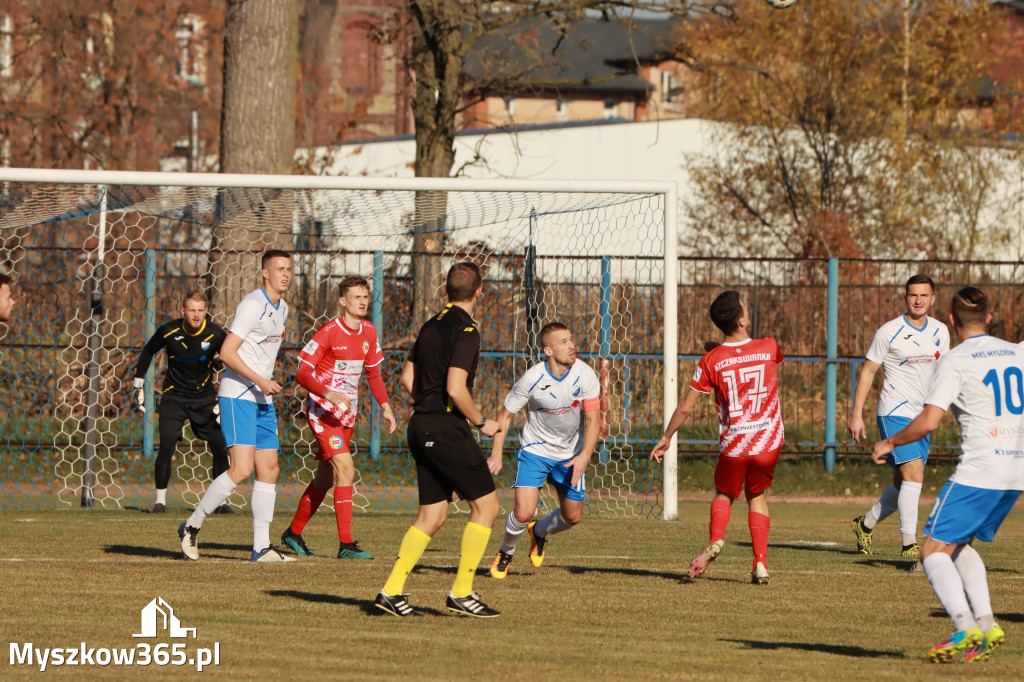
left=0, top=169, right=678, bottom=518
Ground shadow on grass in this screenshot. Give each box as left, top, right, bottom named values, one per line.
left=720, top=638, right=906, bottom=659
left=102, top=543, right=250, bottom=560
left=562, top=564, right=692, bottom=583
left=928, top=608, right=1024, bottom=623
left=771, top=541, right=859, bottom=555
left=265, top=590, right=446, bottom=617
left=852, top=558, right=918, bottom=571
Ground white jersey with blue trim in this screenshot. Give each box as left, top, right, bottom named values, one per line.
left=866, top=314, right=950, bottom=419
left=503, top=359, right=600, bottom=462
left=926, top=334, right=1024, bottom=490
left=218, top=288, right=288, bottom=404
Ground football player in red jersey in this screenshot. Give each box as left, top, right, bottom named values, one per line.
left=652, top=291, right=784, bottom=584
left=281, top=276, right=397, bottom=559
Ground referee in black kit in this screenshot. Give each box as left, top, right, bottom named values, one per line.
left=374, top=262, right=504, bottom=618
left=132, top=290, right=230, bottom=514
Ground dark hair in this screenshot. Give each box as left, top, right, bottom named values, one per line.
left=180, top=289, right=208, bottom=308
left=905, top=274, right=935, bottom=295
left=261, top=249, right=291, bottom=269
left=445, top=262, right=481, bottom=303
left=0, top=273, right=11, bottom=289
left=338, top=276, right=369, bottom=298
left=951, top=286, right=988, bottom=327
left=540, top=321, right=569, bottom=348
left=710, top=290, right=744, bottom=335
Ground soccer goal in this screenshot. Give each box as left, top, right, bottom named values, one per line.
left=0, top=168, right=681, bottom=519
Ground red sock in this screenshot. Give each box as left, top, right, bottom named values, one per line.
left=335, top=485, right=354, bottom=544
left=749, top=511, right=770, bottom=565
left=709, top=498, right=731, bottom=544
left=290, top=482, right=327, bottom=535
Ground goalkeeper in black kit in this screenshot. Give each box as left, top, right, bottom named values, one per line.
left=132, top=291, right=230, bottom=514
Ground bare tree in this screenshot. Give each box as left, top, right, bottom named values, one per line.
left=678, top=0, right=1024, bottom=261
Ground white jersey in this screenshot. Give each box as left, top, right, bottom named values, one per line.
left=503, top=359, right=601, bottom=462
left=866, top=315, right=950, bottom=418
left=926, top=334, right=1024, bottom=491
left=218, top=289, right=288, bottom=404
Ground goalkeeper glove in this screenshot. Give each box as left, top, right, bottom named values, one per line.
left=132, top=377, right=146, bottom=415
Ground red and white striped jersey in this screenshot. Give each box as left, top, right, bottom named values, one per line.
left=691, top=337, right=785, bottom=458
left=298, top=318, right=384, bottom=428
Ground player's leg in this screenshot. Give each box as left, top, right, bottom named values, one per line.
left=178, top=398, right=256, bottom=560
left=745, top=448, right=778, bottom=584
left=282, top=418, right=338, bottom=555
left=376, top=415, right=447, bottom=616
left=446, top=426, right=500, bottom=617
left=491, top=450, right=543, bottom=578
left=853, top=417, right=907, bottom=553
left=528, top=458, right=586, bottom=568
left=329, top=435, right=371, bottom=559
left=491, top=484, right=538, bottom=579
left=689, top=456, right=742, bottom=578
left=894, top=446, right=926, bottom=558
left=188, top=396, right=231, bottom=512
left=956, top=489, right=1019, bottom=662
left=154, top=397, right=187, bottom=513
left=249, top=402, right=292, bottom=562
left=920, top=481, right=994, bottom=661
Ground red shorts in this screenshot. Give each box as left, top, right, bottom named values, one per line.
left=309, top=411, right=354, bottom=461
left=714, top=449, right=780, bottom=499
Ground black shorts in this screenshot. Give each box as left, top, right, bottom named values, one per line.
left=159, top=392, right=223, bottom=443
left=408, top=413, right=495, bottom=505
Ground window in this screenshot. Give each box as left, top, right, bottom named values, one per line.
left=175, top=14, right=207, bottom=86
left=504, top=95, right=516, bottom=118
left=555, top=98, right=568, bottom=119
left=342, top=20, right=380, bottom=94
left=603, top=99, right=616, bottom=120
left=0, top=15, right=11, bottom=78
left=661, top=70, right=677, bottom=103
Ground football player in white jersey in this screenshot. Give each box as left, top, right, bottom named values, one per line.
left=872, top=287, right=1023, bottom=663
left=488, top=322, right=601, bottom=578
left=849, top=275, right=950, bottom=559
left=178, top=250, right=296, bottom=563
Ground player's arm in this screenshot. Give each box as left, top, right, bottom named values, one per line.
left=399, top=359, right=415, bottom=395
left=650, top=387, right=703, bottom=463
left=296, top=361, right=350, bottom=411
left=447, top=366, right=500, bottom=437
left=130, top=330, right=165, bottom=413
left=220, top=332, right=282, bottom=395
left=871, top=405, right=945, bottom=463
left=847, top=360, right=881, bottom=443
left=487, top=405, right=516, bottom=474
left=364, top=361, right=396, bottom=434
left=566, top=406, right=601, bottom=486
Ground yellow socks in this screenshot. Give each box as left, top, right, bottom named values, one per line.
left=383, top=526, right=431, bottom=597
left=451, top=522, right=492, bottom=598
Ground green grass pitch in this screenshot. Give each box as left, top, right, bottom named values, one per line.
left=2, top=501, right=1022, bottom=680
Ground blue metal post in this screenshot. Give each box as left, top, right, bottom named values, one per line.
left=825, top=258, right=839, bottom=473
left=599, top=256, right=611, bottom=464
left=370, top=251, right=384, bottom=462
left=143, top=249, right=156, bottom=460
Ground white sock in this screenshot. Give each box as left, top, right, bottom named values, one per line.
left=187, top=473, right=237, bottom=529
left=952, top=544, right=994, bottom=630
left=865, top=483, right=899, bottom=530
left=898, top=481, right=923, bottom=546
left=534, top=509, right=573, bottom=538
left=923, top=553, right=976, bottom=632
left=155, top=489, right=167, bottom=505
left=251, top=481, right=276, bottom=552
left=501, top=514, right=529, bottom=555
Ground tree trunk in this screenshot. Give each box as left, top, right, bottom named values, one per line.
left=219, top=0, right=299, bottom=175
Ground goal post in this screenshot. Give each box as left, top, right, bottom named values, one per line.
left=0, top=168, right=678, bottom=519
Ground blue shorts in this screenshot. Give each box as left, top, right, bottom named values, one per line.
left=219, top=398, right=279, bottom=450
left=514, top=449, right=585, bottom=503
left=878, top=415, right=930, bottom=466
left=923, top=480, right=1022, bottom=545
